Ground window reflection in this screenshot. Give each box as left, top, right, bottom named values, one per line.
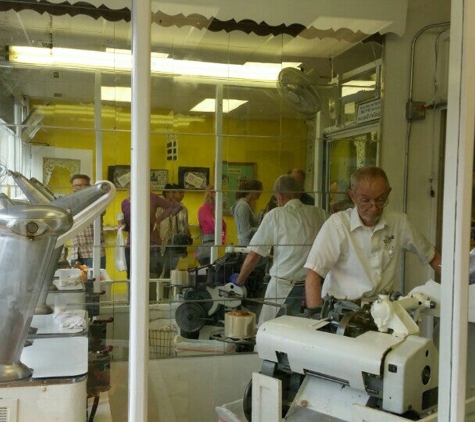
left=0, top=2, right=382, bottom=364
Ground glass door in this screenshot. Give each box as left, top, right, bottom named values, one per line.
left=323, top=123, right=380, bottom=212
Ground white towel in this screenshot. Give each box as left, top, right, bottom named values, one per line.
left=53, top=311, right=87, bottom=329
left=59, top=274, right=83, bottom=287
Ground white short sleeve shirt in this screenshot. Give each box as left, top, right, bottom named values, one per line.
left=249, top=199, right=328, bottom=281
left=304, top=207, right=435, bottom=300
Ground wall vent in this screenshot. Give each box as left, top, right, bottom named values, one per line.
left=0, top=398, right=18, bottom=422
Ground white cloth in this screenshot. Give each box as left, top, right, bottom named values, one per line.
left=248, top=199, right=328, bottom=324
left=304, top=207, right=436, bottom=300
left=115, top=226, right=127, bottom=272
left=58, top=274, right=82, bottom=287
left=53, top=311, right=87, bottom=329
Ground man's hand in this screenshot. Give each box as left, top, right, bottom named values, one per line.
left=304, top=306, right=322, bottom=319
left=232, top=251, right=262, bottom=287
left=230, top=273, right=240, bottom=286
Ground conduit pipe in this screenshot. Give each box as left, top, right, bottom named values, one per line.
left=403, top=21, right=450, bottom=214
left=399, top=22, right=450, bottom=295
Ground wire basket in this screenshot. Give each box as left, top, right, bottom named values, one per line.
left=149, top=323, right=178, bottom=358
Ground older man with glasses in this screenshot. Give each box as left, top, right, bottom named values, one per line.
left=304, top=165, right=441, bottom=310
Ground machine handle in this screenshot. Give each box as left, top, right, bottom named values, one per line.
left=96, top=345, right=114, bottom=356
left=93, top=317, right=114, bottom=324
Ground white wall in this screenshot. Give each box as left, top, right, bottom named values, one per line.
left=109, top=353, right=261, bottom=421
left=381, top=0, right=451, bottom=292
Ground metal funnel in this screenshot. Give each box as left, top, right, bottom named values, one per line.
left=33, top=182, right=114, bottom=314
left=34, top=247, right=63, bottom=315
left=0, top=173, right=116, bottom=382
left=0, top=204, right=73, bottom=382
left=7, top=171, right=53, bottom=204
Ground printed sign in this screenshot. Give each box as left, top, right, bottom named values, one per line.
left=356, top=98, right=381, bottom=124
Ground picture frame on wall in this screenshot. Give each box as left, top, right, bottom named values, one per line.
left=178, top=166, right=209, bottom=190
left=150, top=169, right=168, bottom=191
left=107, top=165, right=131, bottom=189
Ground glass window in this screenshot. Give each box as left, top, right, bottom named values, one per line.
left=5, top=3, right=448, bottom=422
left=323, top=127, right=380, bottom=212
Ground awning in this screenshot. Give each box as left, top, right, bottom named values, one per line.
left=0, top=0, right=408, bottom=42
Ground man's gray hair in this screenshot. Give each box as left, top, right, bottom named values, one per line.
left=350, top=166, right=391, bottom=191
left=273, top=174, right=301, bottom=196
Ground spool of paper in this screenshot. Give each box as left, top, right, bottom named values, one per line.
left=170, top=270, right=189, bottom=286
left=224, top=311, right=256, bottom=339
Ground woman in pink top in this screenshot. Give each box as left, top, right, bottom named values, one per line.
left=196, top=185, right=226, bottom=264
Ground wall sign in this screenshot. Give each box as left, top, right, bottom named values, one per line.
left=108, top=165, right=131, bottom=189
left=178, top=166, right=209, bottom=190
left=356, top=98, right=381, bottom=124
left=150, top=169, right=168, bottom=190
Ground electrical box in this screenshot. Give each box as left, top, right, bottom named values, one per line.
left=406, top=101, right=426, bottom=121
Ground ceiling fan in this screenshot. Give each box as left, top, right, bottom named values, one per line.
left=276, top=67, right=321, bottom=118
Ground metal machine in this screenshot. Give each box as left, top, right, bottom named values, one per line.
left=247, top=281, right=441, bottom=421
left=175, top=282, right=248, bottom=335
left=175, top=248, right=265, bottom=341
left=0, top=171, right=115, bottom=421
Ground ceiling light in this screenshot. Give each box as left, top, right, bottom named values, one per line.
left=10, top=46, right=134, bottom=71
left=101, top=86, right=131, bottom=103
left=33, top=104, right=205, bottom=127
left=9, top=46, right=287, bottom=83
left=191, top=99, right=248, bottom=113
left=244, top=61, right=302, bottom=68
left=101, top=88, right=248, bottom=113
left=105, top=48, right=169, bottom=59
left=342, top=80, right=376, bottom=97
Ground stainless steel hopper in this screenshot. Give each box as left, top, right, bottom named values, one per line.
left=0, top=172, right=115, bottom=382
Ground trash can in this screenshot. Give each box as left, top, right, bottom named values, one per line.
left=149, top=320, right=178, bottom=358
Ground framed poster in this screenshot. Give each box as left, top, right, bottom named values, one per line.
left=107, top=165, right=131, bottom=189
left=178, top=166, right=209, bottom=190
left=150, top=169, right=168, bottom=190
left=31, top=146, right=92, bottom=188
left=222, top=162, right=256, bottom=214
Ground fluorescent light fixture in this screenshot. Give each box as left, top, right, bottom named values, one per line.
left=191, top=99, right=247, bottom=113
left=342, top=80, right=375, bottom=97
left=101, top=88, right=248, bottom=112
left=105, top=48, right=169, bottom=59
left=9, top=46, right=286, bottom=82
left=101, top=86, right=131, bottom=103
left=34, top=104, right=206, bottom=127
left=244, top=61, right=302, bottom=68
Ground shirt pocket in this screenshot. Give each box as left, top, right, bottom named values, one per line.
left=381, top=241, right=396, bottom=269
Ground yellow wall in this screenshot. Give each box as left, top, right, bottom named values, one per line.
left=32, top=106, right=308, bottom=279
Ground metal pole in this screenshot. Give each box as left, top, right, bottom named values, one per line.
left=213, top=84, right=224, bottom=262
left=129, top=1, right=151, bottom=421
left=438, top=0, right=475, bottom=419
left=93, top=71, right=102, bottom=290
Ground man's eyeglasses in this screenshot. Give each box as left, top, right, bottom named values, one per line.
left=354, top=196, right=389, bottom=210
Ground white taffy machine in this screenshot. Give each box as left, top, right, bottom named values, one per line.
left=0, top=171, right=115, bottom=422
left=247, top=281, right=441, bottom=422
